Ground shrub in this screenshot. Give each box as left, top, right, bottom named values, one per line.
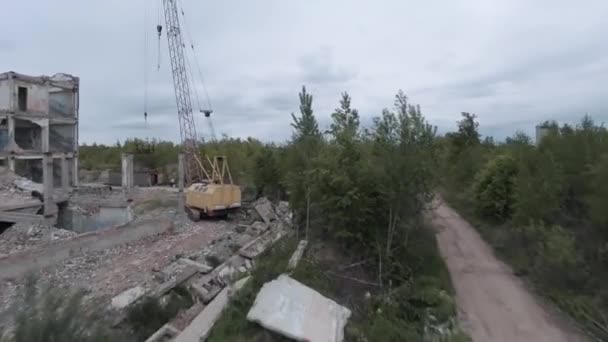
left=472, top=154, right=518, bottom=221
left=1, top=278, right=127, bottom=342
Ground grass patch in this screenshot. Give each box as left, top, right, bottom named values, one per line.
left=1, top=278, right=130, bottom=342
left=124, top=286, right=193, bottom=342
left=208, top=229, right=470, bottom=342
left=207, top=237, right=297, bottom=342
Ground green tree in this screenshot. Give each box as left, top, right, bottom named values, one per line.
left=284, top=86, right=323, bottom=236
left=472, top=153, right=518, bottom=221
left=252, top=144, right=282, bottom=200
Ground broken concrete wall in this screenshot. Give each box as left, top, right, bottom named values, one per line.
left=49, top=89, right=76, bottom=118
left=108, top=171, right=121, bottom=186
left=14, top=159, right=42, bottom=183
left=0, top=119, right=8, bottom=150
left=134, top=171, right=152, bottom=187
left=14, top=118, right=41, bottom=151
left=0, top=78, right=10, bottom=111
left=0, top=72, right=78, bottom=114
left=49, top=124, right=75, bottom=152
left=13, top=81, right=49, bottom=114
left=0, top=218, right=173, bottom=280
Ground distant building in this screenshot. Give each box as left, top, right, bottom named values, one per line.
left=535, top=125, right=551, bottom=146
left=0, top=71, right=79, bottom=186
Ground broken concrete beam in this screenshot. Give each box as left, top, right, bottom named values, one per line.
left=191, top=282, right=223, bottom=304
left=111, top=286, right=147, bottom=310
left=144, top=323, right=180, bottom=342
left=152, top=265, right=199, bottom=298
left=174, top=277, right=251, bottom=342
left=254, top=197, right=276, bottom=225
left=247, top=275, right=351, bottom=342
left=251, top=220, right=268, bottom=233
left=287, top=240, right=308, bottom=271
left=179, top=258, right=213, bottom=274
left=239, top=227, right=288, bottom=259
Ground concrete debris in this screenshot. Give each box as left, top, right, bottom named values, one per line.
left=251, top=220, right=269, bottom=233
left=275, top=201, right=293, bottom=224
left=234, top=233, right=254, bottom=248
left=253, top=197, right=276, bottom=225
left=0, top=189, right=295, bottom=335
left=179, top=258, right=212, bottom=274
left=153, top=265, right=200, bottom=298
left=234, top=224, right=247, bottom=234
left=0, top=222, right=76, bottom=255
left=240, top=225, right=289, bottom=259
left=247, top=275, right=351, bottom=342
left=174, top=276, right=251, bottom=342
left=12, top=178, right=43, bottom=194
left=0, top=168, right=43, bottom=212
left=111, top=285, right=147, bottom=309
left=287, top=240, right=308, bottom=271
left=144, top=323, right=180, bottom=342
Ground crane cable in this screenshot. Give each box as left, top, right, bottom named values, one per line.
left=156, top=4, right=162, bottom=71
left=179, top=3, right=213, bottom=113
left=143, top=0, right=150, bottom=123
left=179, top=1, right=216, bottom=141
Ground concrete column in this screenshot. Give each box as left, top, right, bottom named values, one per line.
left=60, top=155, right=69, bottom=190
left=178, top=153, right=185, bottom=215
left=7, top=116, right=14, bottom=145
left=8, top=157, right=15, bottom=172
left=41, top=119, right=50, bottom=153
left=128, top=154, right=134, bottom=187
left=72, top=156, right=79, bottom=187
left=42, top=154, right=54, bottom=217
left=121, top=153, right=133, bottom=189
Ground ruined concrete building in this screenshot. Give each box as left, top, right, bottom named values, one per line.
left=0, top=71, right=78, bottom=187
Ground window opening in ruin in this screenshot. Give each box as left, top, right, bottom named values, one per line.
left=18, top=87, right=28, bottom=111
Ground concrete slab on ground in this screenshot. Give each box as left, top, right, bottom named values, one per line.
left=247, top=274, right=351, bottom=342
left=174, top=276, right=251, bottom=342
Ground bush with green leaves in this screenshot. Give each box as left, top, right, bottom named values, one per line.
left=472, top=153, right=518, bottom=221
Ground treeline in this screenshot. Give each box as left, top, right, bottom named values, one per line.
left=79, top=137, right=265, bottom=186
left=80, top=87, right=463, bottom=340
left=439, top=113, right=608, bottom=338
left=254, top=87, right=463, bottom=340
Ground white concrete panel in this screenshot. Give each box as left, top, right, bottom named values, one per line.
left=247, top=275, right=351, bottom=342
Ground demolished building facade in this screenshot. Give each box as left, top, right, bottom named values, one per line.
left=0, top=71, right=79, bottom=187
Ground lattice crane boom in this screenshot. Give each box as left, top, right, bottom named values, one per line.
left=162, top=0, right=204, bottom=185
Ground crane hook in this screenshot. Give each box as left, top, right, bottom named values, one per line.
left=157, top=24, right=163, bottom=37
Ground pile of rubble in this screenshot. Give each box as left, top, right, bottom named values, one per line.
left=0, top=167, right=43, bottom=210
left=113, top=197, right=293, bottom=341
left=0, top=222, right=76, bottom=256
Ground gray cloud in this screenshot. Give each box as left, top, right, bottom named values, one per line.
left=1, top=0, right=607, bottom=144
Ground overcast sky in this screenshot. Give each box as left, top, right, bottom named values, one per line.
left=1, top=0, right=607, bottom=144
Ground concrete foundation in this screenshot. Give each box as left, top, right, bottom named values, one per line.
left=0, top=218, right=173, bottom=280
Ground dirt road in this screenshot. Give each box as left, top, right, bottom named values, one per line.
left=431, top=200, right=587, bottom=342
